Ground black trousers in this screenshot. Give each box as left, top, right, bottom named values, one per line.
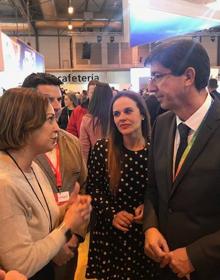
left=29, top=262, right=54, bottom=280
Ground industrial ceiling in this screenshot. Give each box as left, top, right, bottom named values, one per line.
left=0, top=0, right=123, bottom=35
left=0, top=0, right=219, bottom=36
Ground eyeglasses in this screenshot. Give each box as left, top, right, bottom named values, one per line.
left=149, top=72, right=173, bottom=84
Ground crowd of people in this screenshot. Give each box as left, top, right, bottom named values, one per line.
left=0, top=38, right=220, bottom=280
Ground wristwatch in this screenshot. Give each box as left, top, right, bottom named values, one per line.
left=58, top=222, right=84, bottom=243
left=58, top=222, right=72, bottom=242
left=74, top=233, right=84, bottom=243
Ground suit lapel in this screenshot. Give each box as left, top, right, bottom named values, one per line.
left=170, top=100, right=220, bottom=198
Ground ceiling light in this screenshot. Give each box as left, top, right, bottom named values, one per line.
left=206, top=0, right=220, bottom=11
left=68, top=22, right=73, bottom=30
left=68, top=6, right=74, bottom=14
left=68, top=0, right=74, bottom=14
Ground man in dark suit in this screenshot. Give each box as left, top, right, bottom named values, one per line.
left=208, top=78, right=220, bottom=99
left=143, top=39, right=220, bottom=280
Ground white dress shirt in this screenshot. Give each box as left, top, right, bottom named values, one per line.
left=173, top=94, right=213, bottom=176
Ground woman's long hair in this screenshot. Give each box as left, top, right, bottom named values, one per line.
left=88, top=82, right=113, bottom=137
left=107, top=91, right=151, bottom=194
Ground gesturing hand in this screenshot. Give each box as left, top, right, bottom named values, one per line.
left=64, top=193, right=92, bottom=230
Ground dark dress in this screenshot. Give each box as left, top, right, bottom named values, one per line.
left=86, top=139, right=158, bottom=280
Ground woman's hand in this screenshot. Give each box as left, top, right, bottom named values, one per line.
left=133, top=204, right=144, bottom=224
left=0, top=270, right=27, bottom=280
left=112, top=211, right=134, bottom=232
left=63, top=194, right=92, bottom=230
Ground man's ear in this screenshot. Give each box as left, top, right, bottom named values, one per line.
left=184, top=67, right=196, bottom=86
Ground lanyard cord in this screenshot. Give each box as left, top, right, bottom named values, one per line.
left=31, top=167, right=53, bottom=232
left=6, top=151, right=53, bottom=232
left=45, top=145, right=62, bottom=192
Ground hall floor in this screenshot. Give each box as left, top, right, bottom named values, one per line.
left=75, top=234, right=96, bottom=280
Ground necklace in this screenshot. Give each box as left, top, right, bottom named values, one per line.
left=5, top=151, right=53, bottom=232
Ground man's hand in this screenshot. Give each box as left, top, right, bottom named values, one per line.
left=53, top=245, right=74, bottom=266
left=53, top=237, right=78, bottom=266
left=167, top=247, right=194, bottom=278
left=144, top=227, right=170, bottom=263
left=67, top=234, right=79, bottom=251
left=112, top=211, right=134, bottom=232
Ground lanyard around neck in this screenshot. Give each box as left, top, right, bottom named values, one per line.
left=174, top=129, right=198, bottom=179
left=45, top=145, right=62, bottom=192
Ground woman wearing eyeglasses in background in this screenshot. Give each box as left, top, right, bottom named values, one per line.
left=0, top=88, right=91, bottom=280
left=86, top=91, right=158, bottom=280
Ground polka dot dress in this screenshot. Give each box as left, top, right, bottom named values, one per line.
left=86, top=139, right=159, bottom=280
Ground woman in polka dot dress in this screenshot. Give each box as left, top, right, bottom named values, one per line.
left=86, top=91, right=159, bottom=280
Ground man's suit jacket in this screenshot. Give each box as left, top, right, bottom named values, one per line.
left=143, top=98, right=220, bottom=280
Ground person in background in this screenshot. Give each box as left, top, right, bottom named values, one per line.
left=58, top=92, right=78, bottom=130
left=111, top=86, right=118, bottom=96
left=67, top=80, right=99, bottom=137
left=22, top=73, right=87, bottom=280
left=79, top=82, right=113, bottom=164
left=208, top=78, right=220, bottom=99
left=79, top=90, right=87, bottom=104
left=143, top=39, right=220, bottom=280
left=144, top=80, right=167, bottom=127
left=0, top=269, right=27, bottom=280
left=86, top=91, right=158, bottom=280
left=0, top=88, right=91, bottom=280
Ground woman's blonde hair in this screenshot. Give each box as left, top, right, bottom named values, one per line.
left=0, top=87, right=49, bottom=150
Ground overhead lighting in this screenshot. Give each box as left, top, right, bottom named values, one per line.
left=68, top=22, right=73, bottom=30
left=206, top=0, right=220, bottom=11
left=68, top=0, right=74, bottom=14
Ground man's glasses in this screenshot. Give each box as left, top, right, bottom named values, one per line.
left=149, top=72, right=172, bottom=84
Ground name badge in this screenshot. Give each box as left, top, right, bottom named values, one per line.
left=54, top=191, right=70, bottom=205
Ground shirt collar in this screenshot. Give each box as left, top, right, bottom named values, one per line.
left=176, top=93, right=212, bottom=132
